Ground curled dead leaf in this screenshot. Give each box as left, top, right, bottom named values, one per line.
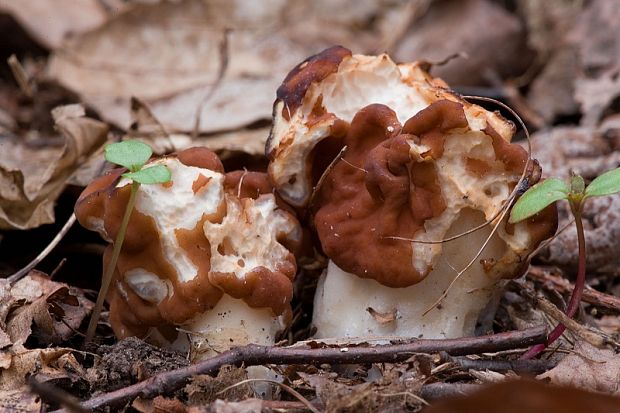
left=0, top=104, right=107, bottom=229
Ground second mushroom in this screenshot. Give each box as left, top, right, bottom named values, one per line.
left=267, top=47, right=557, bottom=339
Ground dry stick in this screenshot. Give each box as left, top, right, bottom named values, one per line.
left=7, top=54, right=33, bottom=97
left=73, top=327, right=546, bottom=410
left=534, top=295, right=620, bottom=351
left=28, top=377, right=89, bottom=413
left=192, top=29, right=229, bottom=139
left=527, top=267, right=620, bottom=313
left=7, top=213, right=77, bottom=284
left=439, top=352, right=557, bottom=375
left=419, top=383, right=480, bottom=401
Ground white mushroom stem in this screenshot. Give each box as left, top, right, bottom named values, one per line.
left=312, top=208, right=511, bottom=339
left=185, top=295, right=286, bottom=361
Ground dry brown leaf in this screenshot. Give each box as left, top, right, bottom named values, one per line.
left=538, top=342, right=620, bottom=395
left=47, top=0, right=412, bottom=134
left=0, top=103, right=108, bottom=229
left=0, top=0, right=109, bottom=49
left=1, top=271, right=92, bottom=351
left=394, top=0, right=530, bottom=86
left=133, top=396, right=188, bottom=413
left=570, top=0, right=620, bottom=125
left=0, top=347, right=73, bottom=391
left=0, top=388, right=41, bottom=413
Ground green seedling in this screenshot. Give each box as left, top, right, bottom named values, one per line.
left=84, top=140, right=171, bottom=344
left=510, top=167, right=620, bottom=359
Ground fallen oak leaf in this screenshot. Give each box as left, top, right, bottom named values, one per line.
left=538, top=342, right=620, bottom=395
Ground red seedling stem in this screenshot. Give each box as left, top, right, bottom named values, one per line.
left=521, top=198, right=586, bottom=359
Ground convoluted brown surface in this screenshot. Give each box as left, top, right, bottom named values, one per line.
left=75, top=147, right=301, bottom=338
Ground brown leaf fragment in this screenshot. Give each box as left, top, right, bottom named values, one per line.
left=538, top=342, right=620, bottom=395
left=0, top=104, right=107, bottom=229
left=0, top=0, right=109, bottom=49
left=133, top=396, right=188, bottom=413
left=186, top=366, right=251, bottom=406
left=0, top=347, right=73, bottom=391
left=4, top=272, right=92, bottom=348
left=394, top=0, right=531, bottom=86
left=366, top=307, right=397, bottom=325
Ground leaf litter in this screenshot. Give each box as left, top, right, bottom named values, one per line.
left=1, top=0, right=620, bottom=411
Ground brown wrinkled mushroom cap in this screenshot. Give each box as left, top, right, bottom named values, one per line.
left=75, top=147, right=301, bottom=339
left=268, top=47, right=557, bottom=288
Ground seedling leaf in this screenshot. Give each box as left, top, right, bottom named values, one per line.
left=509, top=178, right=569, bottom=223
left=105, top=140, right=152, bottom=171
left=584, top=167, right=620, bottom=198
left=123, top=164, right=171, bottom=184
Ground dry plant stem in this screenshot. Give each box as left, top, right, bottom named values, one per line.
left=522, top=200, right=586, bottom=359
left=439, top=352, right=557, bottom=374
left=8, top=213, right=77, bottom=284
left=7, top=54, right=33, bottom=97
left=534, top=295, right=620, bottom=350
left=84, top=181, right=140, bottom=344
left=419, top=383, right=480, bottom=401
left=527, top=267, right=620, bottom=312
left=75, top=327, right=546, bottom=410
left=28, top=377, right=89, bottom=413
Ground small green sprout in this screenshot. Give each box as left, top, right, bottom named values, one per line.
left=509, top=167, right=620, bottom=358
left=85, top=140, right=171, bottom=344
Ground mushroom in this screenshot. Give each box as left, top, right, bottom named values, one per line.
left=267, top=47, right=557, bottom=339
left=75, top=147, right=302, bottom=359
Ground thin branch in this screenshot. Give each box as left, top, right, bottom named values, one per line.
left=419, top=382, right=480, bottom=401
left=28, top=377, right=89, bottom=413
left=192, top=29, right=229, bottom=138
left=527, top=266, right=620, bottom=312
left=7, top=213, right=77, bottom=284
left=534, top=295, right=620, bottom=351
left=7, top=54, right=33, bottom=97
left=76, top=326, right=546, bottom=410
left=439, top=352, right=557, bottom=375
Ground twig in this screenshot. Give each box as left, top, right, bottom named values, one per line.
left=439, top=353, right=557, bottom=375
left=534, top=295, right=620, bottom=351
left=7, top=54, right=34, bottom=97
left=7, top=213, right=77, bottom=284
left=419, top=382, right=480, bottom=401
left=527, top=267, right=620, bottom=313
left=75, top=327, right=546, bottom=410
left=219, top=379, right=320, bottom=413
left=192, top=29, right=229, bottom=138
left=28, top=377, right=89, bottom=413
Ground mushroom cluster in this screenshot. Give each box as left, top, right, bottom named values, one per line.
left=267, top=46, right=557, bottom=339
left=76, top=46, right=558, bottom=357
left=75, top=147, right=301, bottom=359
